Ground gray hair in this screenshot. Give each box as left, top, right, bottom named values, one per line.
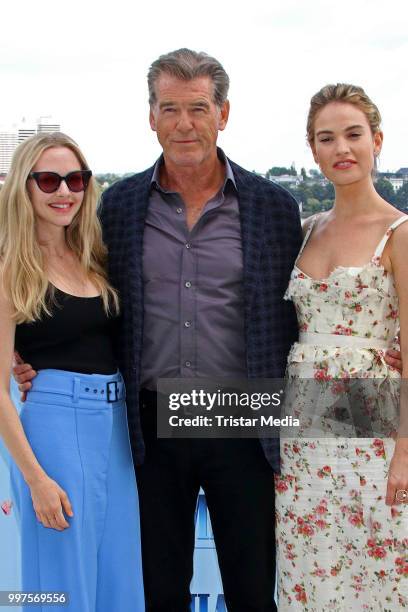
left=148, top=48, right=230, bottom=107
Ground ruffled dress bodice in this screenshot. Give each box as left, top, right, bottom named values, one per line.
left=276, top=214, right=408, bottom=612
left=285, top=215, right=407, bottom=377
left=283, top=214, right=408, bottom=436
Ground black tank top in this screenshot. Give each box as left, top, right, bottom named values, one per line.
left=15, top=288, right=117, bottom=375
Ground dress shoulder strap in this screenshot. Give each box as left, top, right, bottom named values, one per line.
left=296, top=214, right=319, bottom=262
left=372, top=215, right=408, bottom=262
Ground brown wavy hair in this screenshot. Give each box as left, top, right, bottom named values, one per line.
left=307, top=83, right=382, bottom=145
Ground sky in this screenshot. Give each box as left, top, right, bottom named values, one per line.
left=1, top=0, right=408, bottom=174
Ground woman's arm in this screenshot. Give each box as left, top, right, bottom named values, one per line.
left=0, top=281, right=73, bottom=529
left=385, top=222, right=408, bottom=505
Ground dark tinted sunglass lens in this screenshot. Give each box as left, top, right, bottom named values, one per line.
left=37, top=173, right=60, bottom=193
left=66, top=172, right=88, bottom=192
left=82, top=172, right=91, bottom=190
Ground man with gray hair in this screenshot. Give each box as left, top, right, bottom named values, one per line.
left=15, top=49, right=303, bottom=611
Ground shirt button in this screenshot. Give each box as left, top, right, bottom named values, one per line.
left=185, top=361, right=191, bottom=367
left=185, top=243, right=191, bottom=249
left=176, top=207, right=182, bottom=214
left=185, top=281, right=192, bottom=288
left=184, top=321, right=191, bottom=328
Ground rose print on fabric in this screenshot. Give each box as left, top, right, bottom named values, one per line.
left=276, top=217, right=408, bottom=610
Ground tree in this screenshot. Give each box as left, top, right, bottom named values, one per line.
left=309, top=183, right=327, bottom=201
left=301, top=167, right=307, bottom=181
left=305, top=198, right=321, bottom=214
left=286, top=183, right=312, bottom=205
left=265, top=166, right=296, bottom=178
left=309, top=169, right=323, bottom=179
left=95, top=173, right=122, bottom=187
left=394, top=182, right=408, bottom=211
left=323, top=182, right=335, bottom=200
left=375, top=178, right=396, bottom=205
left=321, top=199, right=333, bottom=211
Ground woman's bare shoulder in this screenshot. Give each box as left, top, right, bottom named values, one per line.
left=301, top=215, right=314, bottom=233
left=301, top=212, right=326, bottom=237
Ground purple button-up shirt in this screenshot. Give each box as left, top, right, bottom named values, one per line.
left=140, top=152, right=247, bottom=390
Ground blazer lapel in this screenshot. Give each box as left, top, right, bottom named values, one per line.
left=124, top=166, right=154, bottom=277
left=231, top=163, right=266, bottom=321
left=123, top=164, right=155, bottom=374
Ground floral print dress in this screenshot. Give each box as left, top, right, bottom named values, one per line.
left=275, top=215, right=408, bottom=611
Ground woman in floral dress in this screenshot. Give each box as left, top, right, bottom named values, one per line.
left=275, top=84, right=408, bottom=611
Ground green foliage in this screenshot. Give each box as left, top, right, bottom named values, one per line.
left=309, top=169, right=323, bottom=178
left=94, top=168, right=407, bottom=214
left=284, top=179, right=334, bottom=215
left=283, top=173, right=408, bottom=215
left=309, top=183, right=327, bottom=200
left=95, top=173, right=122, bottom=187
left=394, top=182, right=408, bottom=210
left=265, top=166, right=297, bottom=178
left=374, top=178, right=397, bottom=205
left=306, top=198, right=320, bottom=213
left=320, top=199, right=333, bottom=211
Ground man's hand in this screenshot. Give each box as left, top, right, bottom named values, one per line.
left=12, top=352, right=37, bottom=402
left=384, top=348, right=403, bottom=374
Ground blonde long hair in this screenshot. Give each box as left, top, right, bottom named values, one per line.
left=0, top=132, right=119, bottom=323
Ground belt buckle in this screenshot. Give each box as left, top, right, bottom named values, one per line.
left=107, top=380, right=119, bottom=402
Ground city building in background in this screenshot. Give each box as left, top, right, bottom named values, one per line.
left=0, top=116, right=61, bottom=178
left=18, top=117, right=36, bottom=144
left=0, top=131, right=18, bottom=175
left=37, top=116, right=61, bottom=134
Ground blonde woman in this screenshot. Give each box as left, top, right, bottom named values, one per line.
left=0, top=133, right=144, bottom=611
left=275, top=85, right=408, bottom=609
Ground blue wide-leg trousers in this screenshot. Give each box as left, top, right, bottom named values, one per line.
left=10, top=369, right=145, bottom=612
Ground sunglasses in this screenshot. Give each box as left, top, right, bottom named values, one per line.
left=28, top=170, right=92, bottom=193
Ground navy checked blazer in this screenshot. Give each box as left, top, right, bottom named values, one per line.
left=99, top=155, right=303, bottom=472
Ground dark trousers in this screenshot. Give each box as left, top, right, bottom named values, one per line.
left=135, top=390, right=277, bottom=612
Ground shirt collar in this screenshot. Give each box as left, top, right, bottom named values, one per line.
left=150, top=148, right=237, bottom=194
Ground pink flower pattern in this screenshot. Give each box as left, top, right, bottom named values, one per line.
left=276, top=216, right=408, bottom=610
left=1, top=500, right=13, bottom=516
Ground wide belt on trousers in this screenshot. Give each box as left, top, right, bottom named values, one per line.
left=30, top=371, right=125, bottom=403
left=298, top=331, right=391, bottom=349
